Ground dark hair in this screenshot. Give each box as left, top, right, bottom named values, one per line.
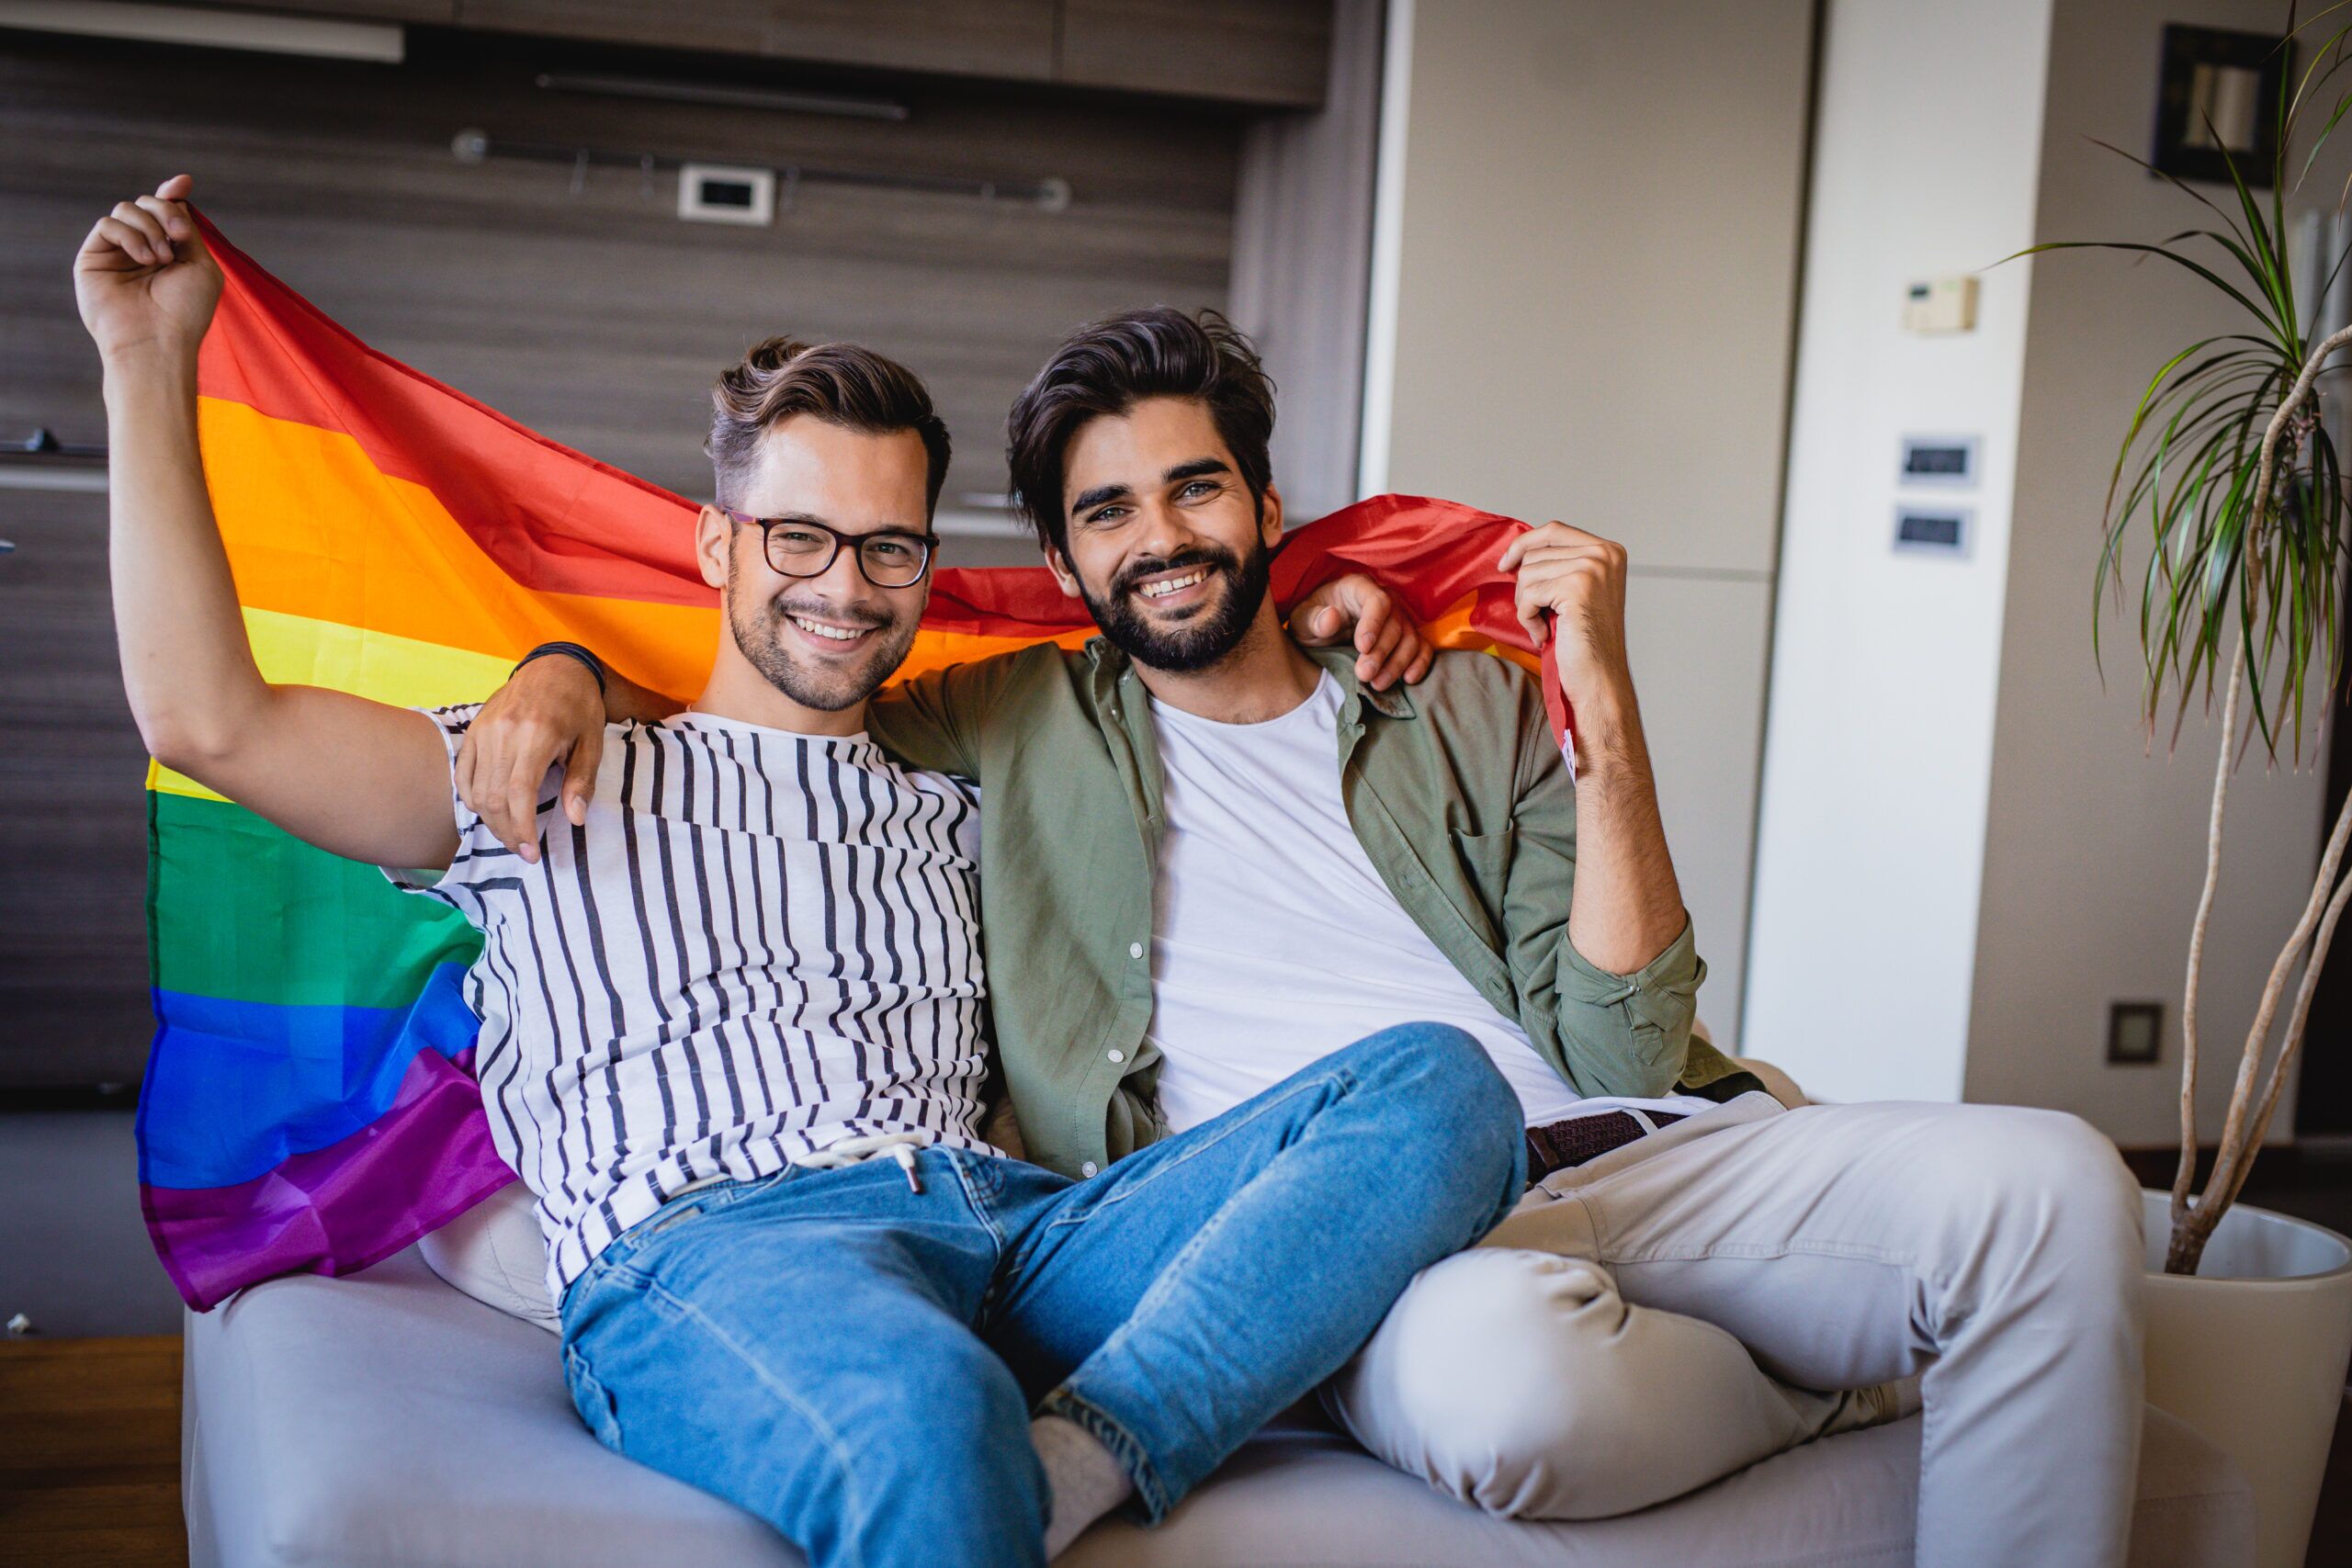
left=708, top=337, right=952, bottom=515
left=1004, top=307, right=1275, bottom=551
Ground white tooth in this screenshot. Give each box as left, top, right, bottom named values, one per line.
left=1142, top=570, right=1207, bottom=599
left=791, top=615, right=860, bottom=642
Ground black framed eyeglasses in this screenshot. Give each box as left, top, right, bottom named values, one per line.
left=722, top=510, right=937, bottom=589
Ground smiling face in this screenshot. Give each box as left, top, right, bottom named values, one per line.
left=695, top=413, right=933, bottom=716
left=1048, top=395, right=1283, bottom=673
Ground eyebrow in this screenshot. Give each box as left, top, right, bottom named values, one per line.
left=1068, top=457, right=1234, bottom=519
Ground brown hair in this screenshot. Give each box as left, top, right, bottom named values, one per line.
left=707, top=337, right=952, bottom=514
left=1004, top=307, right=1276, bottom=553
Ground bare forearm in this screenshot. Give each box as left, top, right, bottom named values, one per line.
left=1566, top=686, right=1687, bottom=975
left=604, top=663, right=684, bottom=725
left=102, top=343, right=270, bottom=768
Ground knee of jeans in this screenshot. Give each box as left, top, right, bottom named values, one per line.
left=1373, top=1023, right=1521, bottom=1148
left=1929, top=1107, right=2143, bottom=1293
left=1374, top=1249, right=1650, bottom=1512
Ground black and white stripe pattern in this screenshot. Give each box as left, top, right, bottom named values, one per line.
left=390, top=705, right=991, bottom=1298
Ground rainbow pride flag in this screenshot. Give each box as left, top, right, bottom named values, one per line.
left=143, top=214, right=1562, bottom=1310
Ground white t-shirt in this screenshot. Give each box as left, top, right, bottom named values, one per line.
left=1143, top=673, right=1712, bottom=1134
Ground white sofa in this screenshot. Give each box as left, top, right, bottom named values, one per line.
left=182, top=1240, right=2256, bottom=1567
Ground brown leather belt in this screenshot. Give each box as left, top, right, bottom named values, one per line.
left=1524, top=1109, right=1688, bottom=1186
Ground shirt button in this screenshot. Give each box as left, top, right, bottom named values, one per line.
left=1108, top=1048, right=1125, bottom=1064
left=1128, top=942, right=1144, bottom=959
left=1080, top=1161, right=1100, bottom=1178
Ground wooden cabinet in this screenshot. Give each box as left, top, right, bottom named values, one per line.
left=179, top=0, right=1332, bottom=108
left=454, top=0, right=1059, bottom=84
left=1057, top=0, right=1330, bottom=107
left=185, top=0, right=458, bottom=21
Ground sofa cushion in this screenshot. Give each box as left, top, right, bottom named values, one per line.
left=418, top=1179, right=558, bottom=1334
left=185, top=1247, right=2253, bottom=1568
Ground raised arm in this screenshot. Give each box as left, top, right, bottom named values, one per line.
left=78, top=176, right=457, bottom=871
left=1500, top=521, right=1687, bottom=974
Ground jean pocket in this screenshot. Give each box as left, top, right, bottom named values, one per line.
left=562, top=1344, right=625, bottom=1450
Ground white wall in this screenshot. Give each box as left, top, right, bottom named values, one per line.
left=1745, top=0, right=2054, bottom=1100
left=1362, top=0, right=1816, bottom=1044
left=1966, top=0, right=2333, bottom=1143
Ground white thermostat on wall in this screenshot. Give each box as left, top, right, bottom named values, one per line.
left=1893, top=502, right=1973, bottom=558
left=679, top=164, right=775, bottom=226
left=1898, top=434, right=1979, bottom=488
left=1902, top=275, right=1979, bottom=333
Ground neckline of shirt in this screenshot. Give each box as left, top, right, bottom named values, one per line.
left=667, top=709, right=875, bottom=747
left=1147, top=671, right=1341, bottom=735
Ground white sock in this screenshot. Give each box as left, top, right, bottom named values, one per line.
left=1031, top=1414, right=1133, bottom=1560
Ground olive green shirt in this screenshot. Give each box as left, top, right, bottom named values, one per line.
left=868, top=638, right=1755, bottom=1180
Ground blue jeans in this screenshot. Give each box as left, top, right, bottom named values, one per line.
left=558, top=1023, right=1524, bottom=1568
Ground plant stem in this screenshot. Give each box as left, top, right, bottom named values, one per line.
left=2166, top=317, right=2352, bottom=1274
left=2171, top=638, right=2241, bottom=1247
left=2222, top=830, right=2352, bottom=1213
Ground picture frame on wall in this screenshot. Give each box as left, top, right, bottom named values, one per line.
left=2153, top=24, right=2290, bottom=187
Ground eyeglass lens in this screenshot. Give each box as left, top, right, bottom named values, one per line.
left=765, top=524, right=930, bottom=587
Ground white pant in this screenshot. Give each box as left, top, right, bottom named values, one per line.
left=1323, top=1096, right=2145, bottom=1568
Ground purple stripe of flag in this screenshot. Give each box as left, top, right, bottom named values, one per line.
left=141, top=1045, right=515, bottom=1310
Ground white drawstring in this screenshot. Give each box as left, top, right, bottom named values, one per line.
left=800, top=1131, right=929, bottom=1192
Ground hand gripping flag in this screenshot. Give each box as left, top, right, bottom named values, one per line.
left=141, top=213, right=1569, bottom=1309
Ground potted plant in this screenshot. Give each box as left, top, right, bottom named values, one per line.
left=2022, top=12, right=2352, bottom=1565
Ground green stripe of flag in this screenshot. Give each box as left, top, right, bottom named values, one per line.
left=151, top=790, right=481, bottom=1010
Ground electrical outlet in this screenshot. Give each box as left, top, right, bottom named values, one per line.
left=2107, top=1001, right=2163, bottom=1066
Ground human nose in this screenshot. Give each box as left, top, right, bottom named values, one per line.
left=805, top=536, right=876, bottom=600
left=1130, top=498, right=1194, bottom=563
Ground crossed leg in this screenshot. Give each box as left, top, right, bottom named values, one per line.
left=1327, top=1094, right=2143, bottom=1568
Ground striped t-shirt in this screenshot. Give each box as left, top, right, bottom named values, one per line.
left=388, top=705, right=995, bottom=1298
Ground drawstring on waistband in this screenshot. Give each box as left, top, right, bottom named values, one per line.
left=801, top=1131, right=929, bottom=1193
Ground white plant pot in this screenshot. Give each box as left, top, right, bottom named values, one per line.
left=2140, top=1189, right=2352, bottom=1568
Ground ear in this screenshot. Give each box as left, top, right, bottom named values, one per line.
left=1259, top=483, right=1285, bottom=547
left=1044, top=541, right=1083, bottom=601
left=695, top=505, right=731, bottom=591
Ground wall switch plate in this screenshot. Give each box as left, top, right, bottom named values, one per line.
left=678, top=164, right=775, bottom=226
left=1893, top=502, right=1973, bottom=557
left=2108, top=1001, right=2164, bottom=1066
left=1899, top=434, right=1979, bottom=488
left=1903, top=275, right=1979, bottom=333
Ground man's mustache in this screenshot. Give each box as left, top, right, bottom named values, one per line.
left=767, top=594, right=893, bottom=632
left=1114, top=548, right=1236, bottom=598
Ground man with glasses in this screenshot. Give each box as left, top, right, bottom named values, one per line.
left=76, top=176, right=1529, bottom=1568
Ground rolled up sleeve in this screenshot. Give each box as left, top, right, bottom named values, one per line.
left=1552, top=916, right=1707, bottom=1097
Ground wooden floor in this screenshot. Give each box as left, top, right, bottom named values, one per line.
left=0, top=1333, right=2345, bottom=1567
left=0, top=1336, right=185, bottom=1568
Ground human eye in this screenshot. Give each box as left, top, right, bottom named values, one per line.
left=865, top=536, right=914, bottom=562
left=1083, top=505, right=1129, bottom=528
left=775, top=527, right=828, bottom=552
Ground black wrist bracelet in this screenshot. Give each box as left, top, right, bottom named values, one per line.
left=514, top=641, right=608, bottom=695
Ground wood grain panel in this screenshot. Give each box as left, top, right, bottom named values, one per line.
left=0, top=1336, right=187, bottom=1568
left=180, top=0, right=458, bottom=21
left=455, top=0, right=1057, bottom=83
left=1057, top=0, right=1332, bottom=108
left=0, top=27, right=1237, bottom=1087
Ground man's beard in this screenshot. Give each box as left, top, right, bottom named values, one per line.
left=726, top=554, right=919, bottom=713
left=1077, top=532, right=1272, bottom=674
